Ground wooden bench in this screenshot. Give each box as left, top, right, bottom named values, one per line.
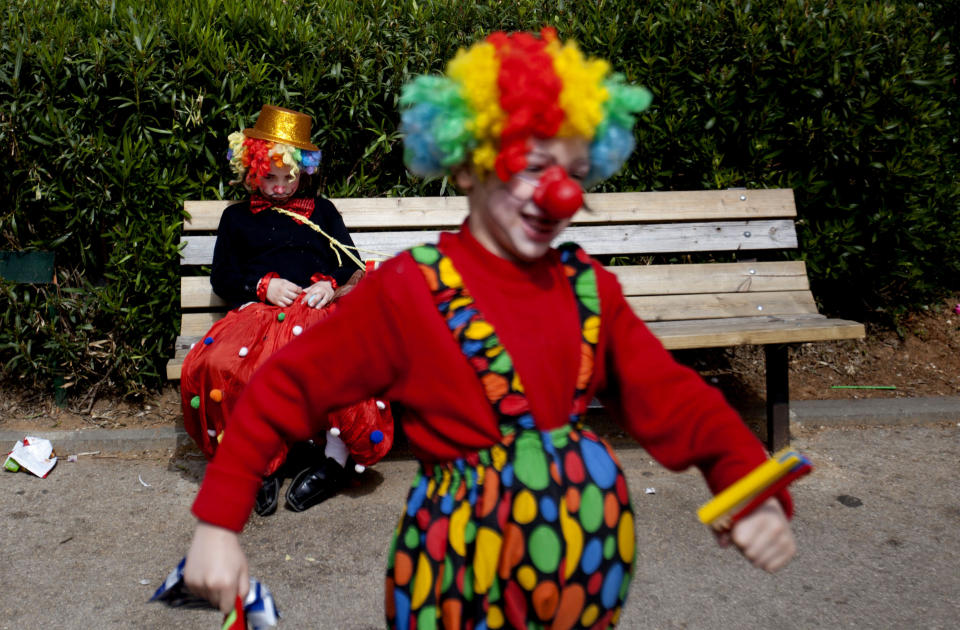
left=168, top=188, right=865, bottom=450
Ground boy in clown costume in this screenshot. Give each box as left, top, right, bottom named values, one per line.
left=180, top=105, right=394, bottom=516
left=182, top=31, right=796, bottom=628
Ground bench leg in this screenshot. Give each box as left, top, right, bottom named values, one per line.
left=765, top=344, right=790, bottom=451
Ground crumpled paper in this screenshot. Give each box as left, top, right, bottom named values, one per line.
left=4, top=437, right=57, bottom=478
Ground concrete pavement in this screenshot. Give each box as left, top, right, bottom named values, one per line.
left=1, top=400, right=958, bottom=629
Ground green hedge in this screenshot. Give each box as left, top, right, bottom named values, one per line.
left=1, top=0, right=958, bottom=396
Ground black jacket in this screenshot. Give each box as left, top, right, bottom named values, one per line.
left=210, top=197, right=360, bottom=307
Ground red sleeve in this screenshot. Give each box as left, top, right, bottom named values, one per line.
left=310, top=272, right=338, bottom=289
left=593, top=265, right=793, bottom=517
left=255, top=272, right=279, bottom=302
left=192, top=266, right=406, bottom=531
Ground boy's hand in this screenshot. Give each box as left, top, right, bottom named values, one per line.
left=183, top=522, right=250, bottom=614
left=302, top=280, right=335, bottom=309
left=718, top=497, right=796, bottom=572
left=266, top=278, right=302, bottom=307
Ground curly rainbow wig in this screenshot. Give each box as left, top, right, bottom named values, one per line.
left=400, top=28, right=652, bottom=186
left=226, top=132, right=322, bottom=190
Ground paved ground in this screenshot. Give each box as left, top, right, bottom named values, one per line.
left=1, top=400, right=958, bottom=629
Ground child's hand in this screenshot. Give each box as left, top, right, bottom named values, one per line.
left=302, top=280, right=335, bottom=309
left=183, top=522, right=250, bottom=614
left=717, top=497, right=796, bottom=572
left=266, top=278, right=302, bottom=307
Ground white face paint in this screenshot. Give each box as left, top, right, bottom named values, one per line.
left=257, top=161, right=302, bottom=201
left=459, top=137, right=590, bottom=263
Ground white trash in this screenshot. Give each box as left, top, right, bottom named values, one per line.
left=4, top=436, right=58, bottom=478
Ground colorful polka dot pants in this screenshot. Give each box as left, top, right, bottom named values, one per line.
left=385, top=422, right=635, bottom=630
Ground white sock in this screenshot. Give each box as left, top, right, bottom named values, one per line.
left=324, top=431, right=349, bottom=467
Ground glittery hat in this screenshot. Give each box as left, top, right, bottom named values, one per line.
left=242, top=105, right=319, bottom=151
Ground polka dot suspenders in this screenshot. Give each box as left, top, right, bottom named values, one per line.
left=409, top=242, right=600, bottom=427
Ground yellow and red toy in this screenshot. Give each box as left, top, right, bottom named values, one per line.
left=698, top=448, right=812, bottom=531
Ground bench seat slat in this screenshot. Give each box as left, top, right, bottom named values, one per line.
left=183, top=189, right=796, bottom=231
left=168, top=316, right=860, bottom=356
left=647, top=316, right=866, bottom=349
left=628, top=290, right=819, bottom=321
left=179, top=220, right=798, bottom=265
left=166, top=314, right=865, bottom=379
left=177, top=290, right=821, bottom=333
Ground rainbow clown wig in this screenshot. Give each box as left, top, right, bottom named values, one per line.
left=226, top=133, right=322, bottom=190
left=400, top=28, right=653, bottom=186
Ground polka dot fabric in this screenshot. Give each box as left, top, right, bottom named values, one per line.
left=180, top=299, right=394, bottom=472
left=385, top=244, right=635, bottom=629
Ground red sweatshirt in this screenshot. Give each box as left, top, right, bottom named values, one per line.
left=193, top=225, right=790, bottom=532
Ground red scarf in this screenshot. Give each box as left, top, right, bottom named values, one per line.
left=249, top=194, right=315, bottom=223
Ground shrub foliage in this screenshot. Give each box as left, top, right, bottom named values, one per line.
left=1, top=0, right=957, bottom=395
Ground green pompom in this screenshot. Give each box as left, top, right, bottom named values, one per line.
left=190, top=395, right=200, bottom=409
left=277, top=312, right=286, bottom=322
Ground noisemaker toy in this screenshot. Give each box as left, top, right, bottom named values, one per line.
left=151, top=557, right=280, bottom=629
left=698, top=448, right=812, bottom=531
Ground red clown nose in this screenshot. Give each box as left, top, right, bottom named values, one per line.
left=531, top=166, right=583, bottom=219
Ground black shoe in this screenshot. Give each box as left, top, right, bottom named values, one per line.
left=285, top=457, right=350, bottom=513
left=254, top=474, right=281, bottom=516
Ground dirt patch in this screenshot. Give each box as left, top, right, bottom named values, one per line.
left=1, top=294, right=957, bottom=435
left=0, top=386, right=183, bottom=433
left=695, top=293, right=960, bottom=406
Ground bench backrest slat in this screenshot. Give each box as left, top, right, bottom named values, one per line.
left=179, top=219, right=798, bottom=266
left=181, top=277, right=228, bottom=308
left=182, top=188, right=796, bottom=231
left=181, top=260, right=812, bottom=310
left=627, top=290, right=818, bottom=322
left=179, top=312, right=226, bottom=339
left=609, top=261, right=810, bottom=295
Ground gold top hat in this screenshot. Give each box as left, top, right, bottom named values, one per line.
left=242, top=105, right=318, bottom=151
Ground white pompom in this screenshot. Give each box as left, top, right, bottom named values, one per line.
left=238, top=346, right=249, bottom=357
left=292, top=325, right=303, bottom=336
left=354, top=464, right=366, bottom=474
left=190, top=343, right=196, bottom=350
left=207, top=429, right=217, bottom=437
left=376, top=400, right=386, bottom=410
left=329, top=427, right=341, bottom=437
